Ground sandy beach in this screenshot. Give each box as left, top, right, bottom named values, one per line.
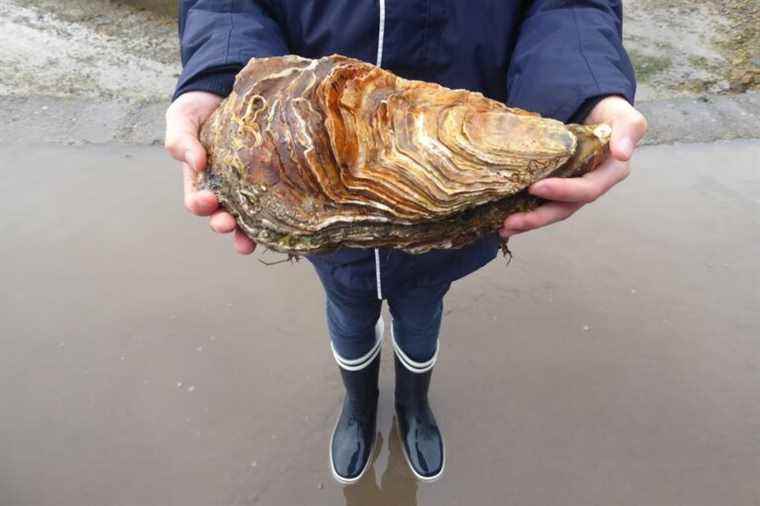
left=1, top=140, right=758, bottom=505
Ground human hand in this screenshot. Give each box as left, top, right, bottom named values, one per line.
left=164, top=91, right=257, bottom=254
left=499, top=96, right=648, bottom=238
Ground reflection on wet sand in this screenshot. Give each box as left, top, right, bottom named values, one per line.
left=343, top=423, right=419, bottom=505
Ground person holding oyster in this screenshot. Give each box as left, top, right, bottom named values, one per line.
left=165, top=0, right=647, bottom=484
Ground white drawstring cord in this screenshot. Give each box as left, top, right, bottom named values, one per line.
left=373, top=0, right=386, bottom=301
left=376, top=0, right=385, bottom=68
left=374, top=248, right=383, bottom=300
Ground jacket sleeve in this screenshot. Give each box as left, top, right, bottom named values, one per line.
left=507, top=0, right=636, bottom=122
left=173, top=0, right=289, bottom=100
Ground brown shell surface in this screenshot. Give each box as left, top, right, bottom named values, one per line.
left=198, top=55, right=611, bottom=254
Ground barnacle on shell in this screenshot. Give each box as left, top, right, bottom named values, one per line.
left=198, top=54, right=611, bottom=255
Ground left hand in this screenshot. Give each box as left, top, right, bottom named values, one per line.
left=499, top=96, right=648, bottom=238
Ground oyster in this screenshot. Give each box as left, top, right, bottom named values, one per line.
left=198, top=54, right=611, bottom=255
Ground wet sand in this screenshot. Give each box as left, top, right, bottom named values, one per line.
left=1, top=141, right=758, bottom=505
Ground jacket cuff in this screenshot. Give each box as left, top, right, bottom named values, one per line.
left=172, top=68, right=240, bottom=102
left=567, top=83, right=636, bottom=124
left=568, top=93, right=620, bottom=124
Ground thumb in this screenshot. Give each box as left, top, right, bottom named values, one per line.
left=164, top=111, right=208, bottom=172
left=609, top=107, right=648, bottom=162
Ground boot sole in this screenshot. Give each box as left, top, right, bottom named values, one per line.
left=394, top=415, right=446, bottom=483
left=329, top=411, right=378, bottom=485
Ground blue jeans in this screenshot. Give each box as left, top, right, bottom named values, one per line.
left=312, top=263, right=451, bottom=363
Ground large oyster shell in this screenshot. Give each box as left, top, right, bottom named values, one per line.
left=198, top=54, right=611, bottom=255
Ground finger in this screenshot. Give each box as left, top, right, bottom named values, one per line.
left=585, top=97, right=648, bottom=162
left=182, top=163, right=219, bottom=216
left=610, top=110, right=648, bottom=162
left=165, top=108, right=207, bottom=172
left=529, top=158, right=630, bottom=203
left=209, top=210, right=237, bottom=234
left=234, top=228, right=256, bottom=255
left=181, top=162, right=194, bottom=201
left=499, top=201, right=583, bottom=237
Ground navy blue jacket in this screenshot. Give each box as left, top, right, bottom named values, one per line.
left=174, top=0, right=636, bottom=291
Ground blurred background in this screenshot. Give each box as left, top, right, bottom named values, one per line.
left=1, top=1, right=758, bottom=505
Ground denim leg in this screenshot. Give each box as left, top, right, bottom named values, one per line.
left=387, top=282, right=451, bottom=363
left=320, top=278, right=383, bottom=361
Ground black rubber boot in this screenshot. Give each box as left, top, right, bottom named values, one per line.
left=330, top=351, right=380, bottom=484
left=394, top=353, right=445, bottom=481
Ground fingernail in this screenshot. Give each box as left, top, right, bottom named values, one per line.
left=617, top=138, right=634, bottom=160
left=532, top=182, right=549, bottom=194
left=185, top=150, right=195, bottom=170
left=507, top=216, right=524, bottom=229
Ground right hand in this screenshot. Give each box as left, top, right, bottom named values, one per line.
left=164, top=91, right=257, bottom=255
